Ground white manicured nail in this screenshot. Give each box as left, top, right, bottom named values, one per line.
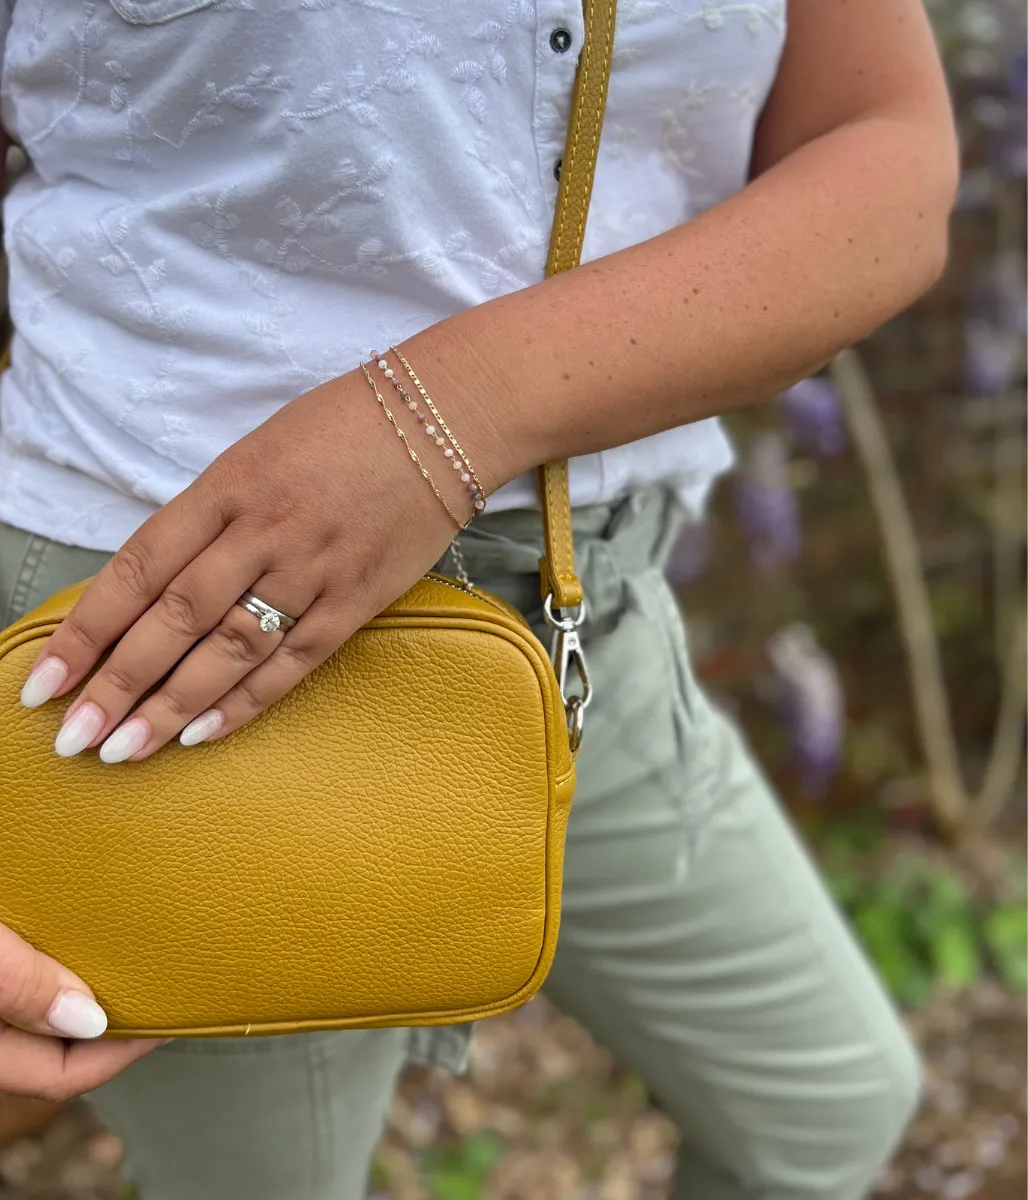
left=20, top=656, right=69, bottom=708
left=99, top=717, right=150, bottom=764
left=48, top=990, right=108, bottom=1039
left=54, top=702, right=105, bottom=758
left=180, top=709, right=224, bottom=746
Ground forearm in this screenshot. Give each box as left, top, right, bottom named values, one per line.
left=409, top=108, right=956, bottom=491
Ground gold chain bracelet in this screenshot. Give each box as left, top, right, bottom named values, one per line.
left=359, top=361, right=469, bottom=531
left=368, top=348, right=487, bottom=514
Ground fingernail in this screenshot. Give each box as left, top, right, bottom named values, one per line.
left=99, top=717, right=150, bottom=764
left=20, top=656, right=69, bottom=708
left=180, top=709, right=223, bottom=747
left=54, top=701, right=106, bottom=758
left=48, top=990, right=108, bottom=1039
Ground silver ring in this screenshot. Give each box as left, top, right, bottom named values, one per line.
left=237, top=591, right=298, bottom=634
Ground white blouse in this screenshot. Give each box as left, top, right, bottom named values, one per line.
left=0, top=0, right=785, bottom=551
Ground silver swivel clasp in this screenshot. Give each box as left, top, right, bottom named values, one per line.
left=543, top=594, right=592, bottom=754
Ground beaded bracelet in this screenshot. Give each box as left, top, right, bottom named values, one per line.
left=359, top=361, right=469, bottom=531
left=389, top=345, right=487, bottom=507
left=369, top=349, right=487, bottom=514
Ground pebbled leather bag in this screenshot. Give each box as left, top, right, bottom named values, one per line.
left=0, top=0, right=616, bottom=1039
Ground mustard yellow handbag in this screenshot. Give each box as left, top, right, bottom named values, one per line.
left=0, top=1, right=615, bottom=1039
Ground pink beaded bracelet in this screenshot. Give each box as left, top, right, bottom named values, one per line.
left=369, top=349, right=487, bottom=514
left=359, top=361, right=468, bottom=532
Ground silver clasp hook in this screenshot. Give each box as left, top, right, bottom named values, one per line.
left=543, top=593, right=591, bottom=754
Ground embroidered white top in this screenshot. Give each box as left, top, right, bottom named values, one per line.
left=0, top=0, right=785, bottom=552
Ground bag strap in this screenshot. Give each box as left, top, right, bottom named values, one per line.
left=537, top=0, right=616, bottom=610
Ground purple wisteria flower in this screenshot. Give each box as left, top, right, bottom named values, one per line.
left=986, top=92, right=1027, bottom=180
left=988, top=251, right=1028, bottom=335
left=990, top=116, right=1028, bottom=180
left=767, top=623, right=845, bottom=799
left=964, top=252, right=1027, bottom=394
left=779, top=377, right=848, bottom=457
left=733, top=431, right=801, bottom=571
left=964, top=317, right=1020, bottom=395
left=667, top=520, right=711, bottom=585
left=1010, top=51, right=1027, bottom=102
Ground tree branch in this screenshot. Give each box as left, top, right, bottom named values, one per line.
left=830, top=348, right=971, bottom=835
left=975, top=608, right=1026, bottom=825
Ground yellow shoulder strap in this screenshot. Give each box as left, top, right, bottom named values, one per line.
left=537, top=0, right=616, bottom=609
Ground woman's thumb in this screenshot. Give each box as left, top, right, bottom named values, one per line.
left=0, top=922, right=107, bottom=1039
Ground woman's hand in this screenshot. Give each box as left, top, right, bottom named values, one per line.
left=0, top=922, right=162, bottom=1099
left=20, top=362, right=487, bottom=760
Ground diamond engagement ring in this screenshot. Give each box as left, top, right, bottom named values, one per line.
left=237, top=592, right=298, bottom=634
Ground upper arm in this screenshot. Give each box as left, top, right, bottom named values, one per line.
left=752, top=0, right=958, bottom=182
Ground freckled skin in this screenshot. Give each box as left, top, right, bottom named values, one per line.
left=423, top=0, right=956, bottom=469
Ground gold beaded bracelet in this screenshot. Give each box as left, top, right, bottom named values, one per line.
left=359, top=361, right=469, bottom=531
left=369, top=348, right=487, bottom=514
left=389, top=346, right=487, bottom=508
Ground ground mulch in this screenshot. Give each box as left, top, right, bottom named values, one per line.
left=1, top=985, right=1023, bottom=1200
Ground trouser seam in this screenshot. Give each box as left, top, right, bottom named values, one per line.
left=306, top=1033, right=332, bottom=1193
left=7, top=533, right=49, bottom=626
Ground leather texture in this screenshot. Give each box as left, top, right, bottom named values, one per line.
left=0, top=0, right=614, bottom=1038
left=538, top=0, right=616, bottom=609
left=0, top=577, right=575, bottom=1036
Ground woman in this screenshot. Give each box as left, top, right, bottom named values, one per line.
left=0, top=1, right=956, bottom=1197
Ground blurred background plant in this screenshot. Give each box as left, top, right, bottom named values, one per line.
left=669, top=0, right=1027, bottom=1013
left=0, top=1, right=1024, bottom=1198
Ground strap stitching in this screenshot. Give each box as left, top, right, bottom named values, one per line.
left=542, top=0, right=613, bottom=607
left=548, top=463, right=578, bottom=591
left=548, top=0, right=614, bottom=274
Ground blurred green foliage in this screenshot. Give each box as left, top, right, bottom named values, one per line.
left=419, top=1133, right=504, bottom=1200
left=822, top=825, right=1027, bottom=1007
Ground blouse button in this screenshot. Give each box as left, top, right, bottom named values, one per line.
left=549, top=27, right=573, bottom=53
left=553, top=157, right=562, bottom=181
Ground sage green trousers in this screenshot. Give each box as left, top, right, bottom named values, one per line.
left=0, top=489, right=920, bottom=1200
